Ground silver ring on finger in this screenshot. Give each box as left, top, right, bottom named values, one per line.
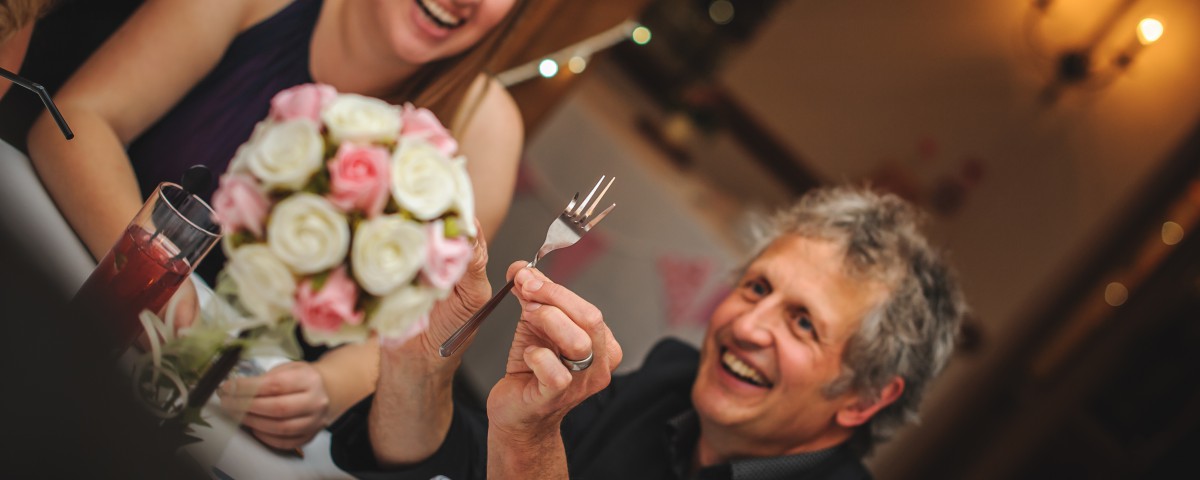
left=561, top=351, right=594, bottom=372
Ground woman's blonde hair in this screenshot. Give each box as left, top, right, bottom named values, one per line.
left=0, top=0, right=54, bottom=42
left=390, top=0, right=531, bottom=136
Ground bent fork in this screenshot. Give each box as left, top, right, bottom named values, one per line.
left=439, top=176, right=616, bottom=357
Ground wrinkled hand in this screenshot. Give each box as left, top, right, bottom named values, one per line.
left=220, top=361, right=332, bottom=450
left=410, top=219, right=492, bottom=357
left=486, top=263, right=623, bottom=441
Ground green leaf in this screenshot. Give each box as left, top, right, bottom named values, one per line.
left=309, top=270, right=332, bottom=292
left=229, top=230, right=253, bottom=248
left=443, top=216, right=461, bottom=238
left=303, top=167, right=332, bottom=195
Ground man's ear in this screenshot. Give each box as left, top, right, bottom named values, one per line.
left=835, top=377, right=904, bottom=428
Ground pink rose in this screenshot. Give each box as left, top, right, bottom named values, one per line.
left=211, top=174, right=269, bottom=237
left=421, top=220, right=471, bottom=292
left=270, top=83, right=337, bottom=124
left=327, top=143, right=391, bottom=217
left=400, top=103, right=458, bottom=157
left=293, top=267, right=364, bottom=333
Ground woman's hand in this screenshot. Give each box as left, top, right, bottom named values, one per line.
left=221, top=361, right=332, bottom=450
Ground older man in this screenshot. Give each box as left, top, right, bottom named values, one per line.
left=330, top=186, right=967, bottom=480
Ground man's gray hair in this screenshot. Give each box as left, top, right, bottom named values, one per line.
left=750, top=186, right=967, bottom=454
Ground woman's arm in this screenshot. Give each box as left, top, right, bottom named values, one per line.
left=26, top=0, right=256, bottom=258
left=457, top=76, right=524, bottom=240
left=312, top=339, right=381, bottom=419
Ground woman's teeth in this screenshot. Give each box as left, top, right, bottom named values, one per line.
left=417, top=0, right=465, bottom=29
left=721, top=351, right=770, bottom=387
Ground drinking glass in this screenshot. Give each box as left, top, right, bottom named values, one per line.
left=72, top=182, right=221, bottom=359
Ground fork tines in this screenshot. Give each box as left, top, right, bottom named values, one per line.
left=572, top=176, right=616, bottom=227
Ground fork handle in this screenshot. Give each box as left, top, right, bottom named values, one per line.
left=439, top=279, right=516, bottom=357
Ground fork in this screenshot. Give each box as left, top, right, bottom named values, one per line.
left=439, top=176, right=616, bottom=357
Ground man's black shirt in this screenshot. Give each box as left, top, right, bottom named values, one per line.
left=330, top=339, right=872, bottom=479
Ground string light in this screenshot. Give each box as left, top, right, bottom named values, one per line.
left=632, top=26, right=652, bottom=45
left=1104, top=282, right=1129, bottom=307
left=1161, top=221, right=1184, bottom=245
left=709, top=1, right=735, bottom=25
left=1136, top=18, right=1164, bottom=45
left=568, top=56, right=588, bottom=74
left=496, top=20, right=642, bottom=87
left=538, top=59, right=559, bottom=78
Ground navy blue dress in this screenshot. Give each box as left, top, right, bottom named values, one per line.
left=127, top=0, right=322, bottom=285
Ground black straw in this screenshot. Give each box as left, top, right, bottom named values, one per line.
left=180, top=165, right=213, bottom=197
left=0, top=67, right=73, bottom=140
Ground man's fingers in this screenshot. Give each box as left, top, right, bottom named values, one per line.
left=521, top=302, right=593, bottom=363
left=512, top=267, right=621, bottom=373
left=523, top=346, right=572, bottom=399
left=606, top=328, right=624, bottom=371
left=512, top=269, right=601, bottom=328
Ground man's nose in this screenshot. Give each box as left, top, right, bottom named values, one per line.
left=729, top=298, right=778, bottom=347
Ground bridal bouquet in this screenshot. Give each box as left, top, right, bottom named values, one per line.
left=210, top=83, right=476, bottom=346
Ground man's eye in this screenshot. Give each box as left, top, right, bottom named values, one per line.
left=797, top=316, right=814, bottom=332
left=744, top=279, right=768, bottom=297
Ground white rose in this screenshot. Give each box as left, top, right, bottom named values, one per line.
left=370, top=285, right=439, bottom=344
left=227, top=244, right=296, bottom=322
left=244, top=119, right=324, bottom=190
left=351, top=215, right=426, bottom=296
left=227, top=122, right=267, bottom=175
left=267, top=193, right=350, bottom=274
left=322, top=93, right=403, bottom=144
left=391, top=138, right=458, bottom=220
left=449, top=155, right=477, bottom=236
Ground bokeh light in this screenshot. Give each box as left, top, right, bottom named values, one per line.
left=1137, top=18, right=1164, bottom=45
left=632, top=26, right=652, bottom=45
left=568, top=56, right=588, bottom=74
left=1161, top=221, right=1184, bottom=245
left=709, top=1, right=735, bottom=25
left=538, top=59, right=559, bottom=78
left=1104, top=282, right=1129, bottom=307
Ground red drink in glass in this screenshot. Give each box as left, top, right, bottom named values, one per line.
left=71, top=182, right=220, bottom=359
left=73, top=225, right=193, bottom=355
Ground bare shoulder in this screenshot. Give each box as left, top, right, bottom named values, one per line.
left=461, top=75, right=523, bottom=144
left=152, top=0, right=293, bottom=31
left=458, top=75, right=524, bottom=238
left=238, top=0, right=301, bottom=30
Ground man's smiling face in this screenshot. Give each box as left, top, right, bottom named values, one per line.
left=691, top=235, right=888, bottom=461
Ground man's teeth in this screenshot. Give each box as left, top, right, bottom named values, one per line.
left=721, top=351, right=770, bottom=387
left=419, top=0, right=462, bottom=26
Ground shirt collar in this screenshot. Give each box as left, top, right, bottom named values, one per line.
left=666, top=410, right=842, bottom=480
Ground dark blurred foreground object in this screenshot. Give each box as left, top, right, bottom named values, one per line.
left=0, top=227, right=205, bottom=478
